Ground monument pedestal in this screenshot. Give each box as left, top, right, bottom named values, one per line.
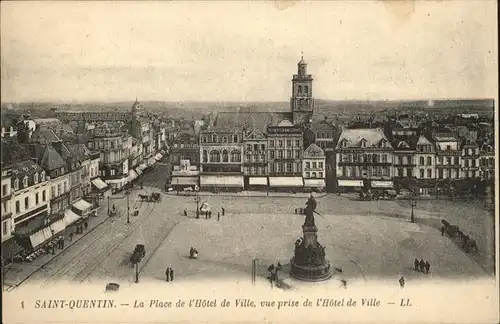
left=289, top=201, right=332, bottom=282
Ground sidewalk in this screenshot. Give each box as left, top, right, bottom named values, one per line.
left=2, top=202, right=110, bottom=292
left=164, top=190, right=328, bottom=199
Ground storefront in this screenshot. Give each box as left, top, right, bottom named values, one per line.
left=268, top=177, right=304, bottom=192
left=64, top=208, right=81, bottom=227
left=337, top=179, right=364, bottom=192
left=49, top=218, right=67, bottom=236
left=126, top=170, right=139, bottom=184
left=171, top=176, right=199, bottom=190
left=29, top=227, right=53, bottom=250
left=303, top=179, right=326, bottom=192
left=200, top=175, right=244, bottom=192
left=371, top=181, right=393, bottom=189
left=105, top=177, right=128, bottom=192
left=247, top=177, right=268, bottom=191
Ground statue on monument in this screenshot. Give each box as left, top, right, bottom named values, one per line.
left=304, top=194, right=317, bottom=227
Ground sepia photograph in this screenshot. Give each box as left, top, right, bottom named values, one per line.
left=1, top=1, right=498, bottom=323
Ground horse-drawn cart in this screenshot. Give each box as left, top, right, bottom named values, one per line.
left=138, top=192, right=162, bottom=202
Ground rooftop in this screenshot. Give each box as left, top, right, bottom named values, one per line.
left=336, top=128, right=390, bottom=149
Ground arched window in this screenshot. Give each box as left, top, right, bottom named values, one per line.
left=304, top=85, right=309, bottom=94
left=222, top=150, right=229, bottom=162
left=212, top=134, right=217, bottom=143
left=230, top=150, right=241, bottom=162
left=298, top=85, right=302, bottom=94
left=202, top=150, right=208, bottom=163
left=233, top=134, right=238, bottom=143
left=363, top=154, right=368, bottom=163
left=427, top=157, right=432, bottom=165
left=210, top=150, right=220, bottom=162
left=222, top=136, right=227, bottom=143
left=419, top=157, right=425, bottom=165
left=372, top=154, right=377, bottom=163
left=202, top=136, right=207, bottom=143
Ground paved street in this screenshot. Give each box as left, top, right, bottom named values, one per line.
left=11, top=164, right=494, bottom=292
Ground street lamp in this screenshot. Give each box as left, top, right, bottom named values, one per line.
left=126, top=190, right=131, bottom=224
left=252, top=258, right=260, bottom=286
left=194, top=186, right=200, bottom=219
left=408, top=180, right=417, bottom=223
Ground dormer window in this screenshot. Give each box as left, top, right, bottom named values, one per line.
left=380, top=140, right=387, bottom=148
left=212, top=134, right=217, bottom=143
left=40, top=171, right=45, bottom=182
left=341, top=139, right=348, bottom=148
left=34, top=173, right=39, bottom=184
left=23, top=176, right=28, bottom=188
left=360, top=139, right=367, bottom=148
left=14, top=179, right=19, bottom=191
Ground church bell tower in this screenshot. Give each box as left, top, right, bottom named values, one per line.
left=291, top=55, right=314, bottom=125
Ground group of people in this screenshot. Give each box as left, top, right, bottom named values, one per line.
left=69, top=221, right=89, bottom=241
left=189, top=247, right=199, bottom=259
left=183, top=206, right=225, bottom=221
left=165, top=267, right=175, bottom=282
left=414, top=258, right=431, bottom=274
left=267, top=262, right=282, bottom=283
left=56, top=236, right=65, bottom=249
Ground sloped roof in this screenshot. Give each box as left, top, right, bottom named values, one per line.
left=311, top=119, right=335, bottom=132
left=304, top=143, right=325, bottom=157
left=336, top=128, right=390, bottom=148
left=433, top=133, right=458, bottom=142
left=215, top=112, right=292, bottom=132
left=40, top=145, right=66, bottom=170
left=416, top=135, right=433, bottom=146
left=30, top=128, right=60, bottom=144
left=67, top=144, right=91, bottom=162
left=277, top=119, right=294, bottom=127
left=33, top=118, right=61, bottom=125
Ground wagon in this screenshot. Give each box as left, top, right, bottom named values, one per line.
left=105, top=283, right=120, bottom=292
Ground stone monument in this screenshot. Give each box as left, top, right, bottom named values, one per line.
left=290, top=194, right=331, bottom=281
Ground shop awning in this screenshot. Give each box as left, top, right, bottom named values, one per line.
left=135, top=167, right=143, bottom=176
left=50, top=219, right=66, bottom=235
left=172, top=177, right=198, bottom=186
left=269, top=177, right=304, bottom=187
left=371, top=181, right=393, bottom=188
left=148, top=157, right=156, bottom=166
left=29, top=227, right=53, bottom=249
left=73, top=199, right=93, bottom=213
left=1, top=238, right=24, bottom=262
left=304, top=179, right=326, bottom=187
left=200, top=175, right=244, bottom=188
left=249, top=177, right=268, bottom=186
left=64, top=209, right=81, bottom=226
left=92, top=178, right=108, bottom=191
left=127, top=170, right=138, bottom=183
left=338, top=180, right=364, bottom=187
left=137, top=163, right=147, bottom=172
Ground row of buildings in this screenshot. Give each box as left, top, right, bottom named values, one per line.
left=168, top=57, right=496, bottom=195
left=1, top=100, right=169, bottom=266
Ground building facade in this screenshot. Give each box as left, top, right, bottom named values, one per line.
left=461, top=139, right=480, bottom=179
left=433, top=134, right=462, bottom=180
left=302, top=143, right=326, bottom=191
left=479, top=143, right=495, bottom=181
left=2, top=166, right=13, bottom=243
left=392, top=138, right=417, bottom=191
left=10, top=160, right=51, bottom=255
left=414, top=135, right=437, bottom=196
left=91, top=124, right=130, bottom=191
left=310, top=119, right=336, bottom=192
left=243, top=128, right=268, bottom=190
left=267, top=120, right=304, bottom=191
left=199, top=127, right=244, bottom=191
left=335, top=128, right=393, bottom=192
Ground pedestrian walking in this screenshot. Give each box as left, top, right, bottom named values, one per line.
left=399, top=276, right=405, bottom=288
left=414, top=258, right=419, bottom=271
left=425, top=261, right=430, bottom=274
left=441, top=226, right=445, bottom=236
left=184, top=209, right=187, bottom=217
left=205, top=212, right=208, bottom=219
left=84, top=222, right=88, bottom=230
left=222, top=207, right=225, bottom=216
left=60, top=238, right=64, bottom=249
left=170, top=268, right=174, bottom=282
left=419, top=259, right=425, bottom=272
left=165, top=268, right=170, bottom=282
left=69, top=232, right=73, bottom=242
left=217, top=212, right=220, bottom=221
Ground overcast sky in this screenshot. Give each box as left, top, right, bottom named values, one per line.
left=1, top=1, right=497, bottom=103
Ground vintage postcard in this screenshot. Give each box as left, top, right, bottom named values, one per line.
left=1, top=1, right=498, bottom=323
